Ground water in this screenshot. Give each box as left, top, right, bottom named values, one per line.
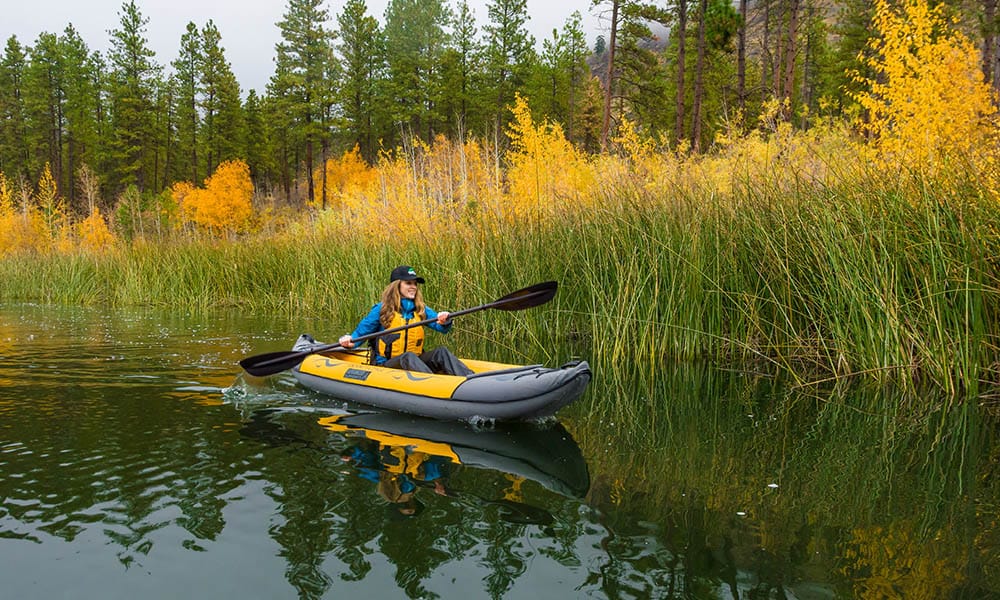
left=1, top=304, right=998, bottom=598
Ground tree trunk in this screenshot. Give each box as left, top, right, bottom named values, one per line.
left=771, top=0, right=785, bottom=99
left=321, top=136, right=329, bottom=210
left=763, top=0, right=773, bottom=103
left=985, top=0, right=998, bottom=89
left=600, top=0, right=620, bottom=152
left=675, top=0, right=688, bottom=147
left=781, top=0, right=801, bottom=118
left=691, top=0, right=708, bottom=152
left=737, top=0, right=747, bottom=116
left=305, top=138, right=314, bottom=208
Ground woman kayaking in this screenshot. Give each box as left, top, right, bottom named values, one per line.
left=337, top=265, right=474, bottom=377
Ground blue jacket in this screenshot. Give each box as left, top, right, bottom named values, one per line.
left=350, top=298, right=452, bottom=365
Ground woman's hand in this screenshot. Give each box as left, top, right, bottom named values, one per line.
left=436, top=311, right=450, bottom=325
left=338, top=334, right=354, bottom=348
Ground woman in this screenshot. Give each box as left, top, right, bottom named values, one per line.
left=338, top=265, right=474, bottom=377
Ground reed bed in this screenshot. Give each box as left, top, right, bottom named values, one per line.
left=2, top=135, right=999, bottom=399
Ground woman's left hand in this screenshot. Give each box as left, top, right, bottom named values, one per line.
left=436, top=311, right=450, bottom=325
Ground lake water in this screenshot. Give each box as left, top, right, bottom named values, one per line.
left=1, top=303, right=997, bottom=599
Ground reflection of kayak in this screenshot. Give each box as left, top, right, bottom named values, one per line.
left=291, top=335, right=591, bottom=421
left=318, top=411, right=590, bottom=498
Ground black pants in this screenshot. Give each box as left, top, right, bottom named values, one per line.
left=383, top=347, right=474, bottom=377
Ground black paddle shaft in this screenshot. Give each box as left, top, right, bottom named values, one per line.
left=239, top=281, right=557, bottom=377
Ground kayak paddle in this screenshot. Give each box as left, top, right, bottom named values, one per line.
left=240, top=280, right=558, bottom=377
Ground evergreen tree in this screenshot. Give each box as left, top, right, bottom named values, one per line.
left=171, top=22, right=201, bottom=183
left=383, top=0, right=452, bottom=144
left=0, top=36, right=29, bottom=182
left=530, top=27, right=569, bottom=123
left=562, top=12, right=591, bottom=145
left=335, top=0, right=385, bottom=162
left=438, top=0, right=484, bottom=138
left=527, top=12, right=592, bottom=136
left=200, top=20, right=245, bottom=175
left=828, top=0, right=876, bottom=114
left=106, top=0, right=162, bottom=191
left=483, top=0, right=536, bottom=134
left=23, top=32, right=64, bottom=187
left=59, top=25, right=102, bottom=211
left=243, top=89, right=273, bottom=188
left=610, top=2, right=671, bottom=139
left=270, top=0, right=335, bottom=205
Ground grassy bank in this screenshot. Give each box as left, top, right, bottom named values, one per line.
left=2, top=156, right=999, bottom=399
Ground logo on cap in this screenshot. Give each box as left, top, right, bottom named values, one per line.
left=390, top=265, right=425, bottom=283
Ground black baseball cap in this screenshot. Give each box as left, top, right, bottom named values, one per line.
left=390, top=265, right=425, bottom=283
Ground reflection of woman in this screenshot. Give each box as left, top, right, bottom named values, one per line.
left=338, top=265, right=473, bottom=376
left=341, top=441, right=450, bottom=517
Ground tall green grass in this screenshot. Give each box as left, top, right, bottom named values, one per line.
left=1, top=166, right=998, bottom=397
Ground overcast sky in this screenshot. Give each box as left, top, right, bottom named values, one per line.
left=4, top=0, right=607, bottom=94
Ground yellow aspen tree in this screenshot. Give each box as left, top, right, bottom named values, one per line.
left=316, top=146, right=378, bottom=211
left=0, top=172, right=16, bottom=256
left=75, top=208, right=117, bottom=254
left=851, top=0, right=997, bottom=167
left=504, top=95, right=595, bottom=221
left=33, top=163, right=66, bottom=242
left=177, top=160, right=254, bottom=235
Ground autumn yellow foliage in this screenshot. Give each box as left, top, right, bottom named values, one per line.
left=76, top=208, right=117, bottom=254
left=502, top=94, right=595, bottom=221
left=314, top=145, right=378, bottom=211
left=851, top=0, right=998, bottom=168
left=0, top=168, right=61, bottom=256
left=175, top=160, right=254, bottom=235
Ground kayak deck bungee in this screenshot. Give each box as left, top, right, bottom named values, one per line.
left=291, top=334, right=590, bottom=421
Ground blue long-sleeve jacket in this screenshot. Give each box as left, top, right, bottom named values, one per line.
left=350, top=298, right=451, bottom=364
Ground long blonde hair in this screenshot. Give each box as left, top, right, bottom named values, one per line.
left=379, top=280, right=426, bottom=328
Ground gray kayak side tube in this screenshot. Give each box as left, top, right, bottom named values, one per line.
left=292, top=361, right=590, bottom=421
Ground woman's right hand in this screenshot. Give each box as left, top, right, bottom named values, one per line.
left=338, top=334, right=354, bottom=348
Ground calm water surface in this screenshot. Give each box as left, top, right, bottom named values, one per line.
left=1, top=304, right=998, bottom=599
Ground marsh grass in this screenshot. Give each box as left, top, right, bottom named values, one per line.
left=1, top=157, right=999, bottom=398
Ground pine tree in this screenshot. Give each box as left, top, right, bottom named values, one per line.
left=243, top=89, right=273, bottom=188
left=106, top=0, right=161, bottom=191
left=171, top=22, right=201, bottom=184
left=200, top=20, right=245, bottom=175
left=528, top=12, right=592, bottom=135
left=0, top=36, right=29, bottom=181
left=562, top=12, right=591, bottom=145
left=59, top=25, right=102, bottom=212
left=438, top=0, right=483, bottom=137
left=335, top=0, right=385, bottom=162
left=383, top=0, right=452, bottom=143
left=483, top=0, right=536, bottom=134
left=271, top=0, right=335, bottom=205
left=23, top=32, right=64, bottom=188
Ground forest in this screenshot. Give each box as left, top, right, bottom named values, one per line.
left=0, top=0, right=994, bottom=218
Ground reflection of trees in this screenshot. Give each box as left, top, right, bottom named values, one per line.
left=0, top=378, right=256, bottom=565
left=571, top=365, right=998, bottom=597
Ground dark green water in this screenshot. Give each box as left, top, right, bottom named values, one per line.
left=1, top=304, right=998, bottom=599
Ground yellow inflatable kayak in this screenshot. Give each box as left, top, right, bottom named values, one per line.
left=291, top=335, right=591, bottom=421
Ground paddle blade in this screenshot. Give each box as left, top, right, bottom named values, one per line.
left=491, top=281, right=558, bottom=311
left=240, top=350, right=309, bottom=377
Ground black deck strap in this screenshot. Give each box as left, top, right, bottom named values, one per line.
left=464, top=364, right=543, bottom=380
